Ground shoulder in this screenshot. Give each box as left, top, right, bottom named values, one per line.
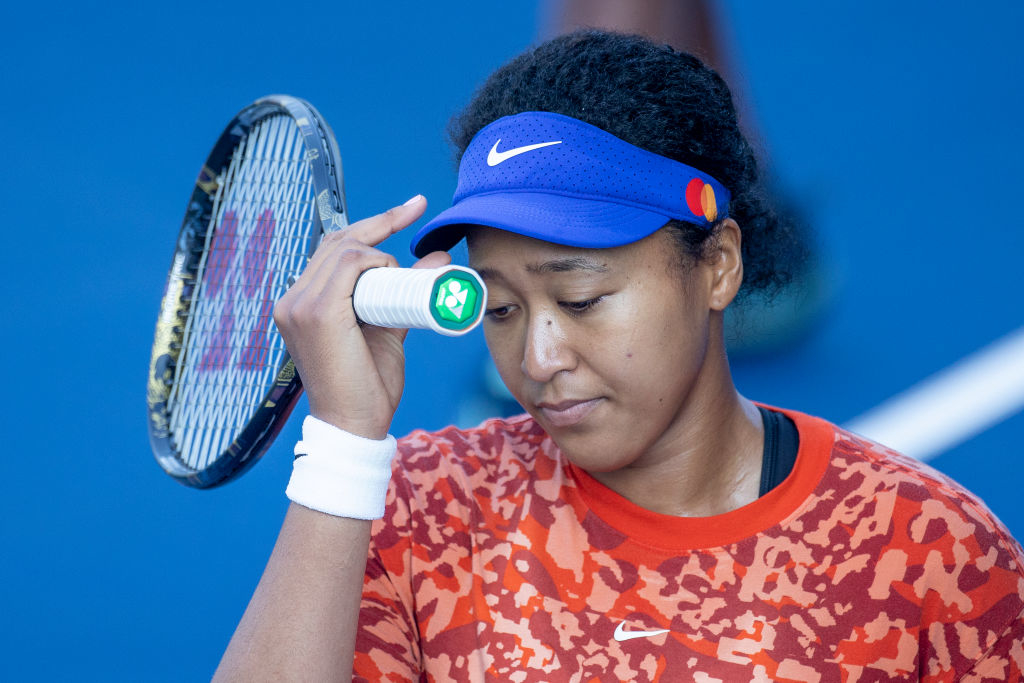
left=833, top=417, right=1022, bottom=559
left=396, top=413, right=550, bottom=466
left=788, top=409, right=1024, bottom=619
left=783, top=406, right=1022, bottom=553
left=397, top=412, right=546, bottom=452
left=392, top=414, right=560, bottom=500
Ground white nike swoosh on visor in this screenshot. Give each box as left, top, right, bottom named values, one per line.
left=486, top=139, right=563, bottom=166
left=613, top=621, right=670, bottom=642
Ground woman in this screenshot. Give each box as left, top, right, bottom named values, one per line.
left=216, top=31, right=1024, bottom=681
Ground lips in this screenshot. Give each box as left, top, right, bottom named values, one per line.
left=536, top=398, right=603, bottom=428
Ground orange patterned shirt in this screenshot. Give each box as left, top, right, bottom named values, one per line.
left=354, top=408, right=1024, bottom=681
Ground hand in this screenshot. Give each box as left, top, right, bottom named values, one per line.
left=273, top=196, right=451, bottom=439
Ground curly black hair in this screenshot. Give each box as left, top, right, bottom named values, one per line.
left=449, top=30, right=804, bottom=298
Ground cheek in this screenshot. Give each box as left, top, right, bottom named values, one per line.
left=604, top=304, right=707, bottom=401
left=578, top=326, right=655, bottom=392
left=483, top=326, right=524, bottom=388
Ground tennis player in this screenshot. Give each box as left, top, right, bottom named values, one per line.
left=215, top=31, right=1024, bottom=681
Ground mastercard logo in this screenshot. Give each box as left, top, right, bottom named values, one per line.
left=685, top=178, right=718, bottom=222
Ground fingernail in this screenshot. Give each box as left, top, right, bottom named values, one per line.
left=403, top=194, right=423, bottom=206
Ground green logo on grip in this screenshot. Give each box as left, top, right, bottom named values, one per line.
left=431, top=273, right=481, bottom=329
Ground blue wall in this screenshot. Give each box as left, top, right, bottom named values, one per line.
left=2, top=2, right=1021, bottom=679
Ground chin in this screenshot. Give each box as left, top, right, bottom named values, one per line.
left=544, top=428, right=635, bottom=474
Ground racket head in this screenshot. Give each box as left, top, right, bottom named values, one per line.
left=147, top=95, right=347, bottom=488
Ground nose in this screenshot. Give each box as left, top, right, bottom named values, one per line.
left=521, top=314, right=575, bottom=383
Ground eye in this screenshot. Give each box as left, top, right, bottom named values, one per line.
left=484, top=304, right=516, bottom=321
left=560, top=296, right=604, bottom=317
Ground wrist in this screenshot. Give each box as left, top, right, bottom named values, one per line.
left=308, top=406, right=391, bottom=442
left=285, top=416, right=397, bottom=520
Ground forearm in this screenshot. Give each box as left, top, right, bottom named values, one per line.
left=214, top=503, right=371, bottom=681
left=212, top=198, right=432, bottom=680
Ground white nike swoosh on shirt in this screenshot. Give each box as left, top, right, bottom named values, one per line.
left=613, top=621, right=670, bottom=642
left=486, top=139, right=563, bottom=166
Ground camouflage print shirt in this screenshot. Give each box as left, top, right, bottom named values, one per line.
left=353, top=408, right=1024, bottom=682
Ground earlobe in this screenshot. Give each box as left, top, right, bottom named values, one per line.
left=709, top=219, right=744, bottom=311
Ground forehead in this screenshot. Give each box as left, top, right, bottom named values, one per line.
left=466, top=226, right=671, bottom=278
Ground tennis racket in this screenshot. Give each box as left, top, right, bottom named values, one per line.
left=147, top=95, right=485, bottom=488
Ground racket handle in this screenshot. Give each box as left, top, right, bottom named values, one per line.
left=352, top=265, right=488, bottom=336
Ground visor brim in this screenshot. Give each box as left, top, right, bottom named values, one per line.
left=411, top=192, right=671, bottom=258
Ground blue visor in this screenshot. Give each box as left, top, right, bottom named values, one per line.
left=410, top=111, right=730, bottom=257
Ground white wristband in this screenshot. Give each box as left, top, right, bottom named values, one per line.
left=285, top=416, right=397, bottom=520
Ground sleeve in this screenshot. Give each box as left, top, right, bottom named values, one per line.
left=352, top=458, right=422, bottom=682
left=915, top=491, right=1024, bottom=682
left=879, top=448, right=1024, bottom=682
left=959, top=605, right=1024, bottom=682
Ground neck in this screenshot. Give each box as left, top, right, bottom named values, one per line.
left=589, top=328, right=764, bottom=518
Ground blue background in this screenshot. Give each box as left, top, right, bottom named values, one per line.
left=2, top=2, right=1022, bottom=679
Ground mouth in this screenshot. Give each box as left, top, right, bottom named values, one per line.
left=535, top=398, right=603, bottom=428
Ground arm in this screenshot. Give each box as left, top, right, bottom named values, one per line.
left=213, top=506, right=371, bottom=681
left=213, top=195, right=450, bottom=681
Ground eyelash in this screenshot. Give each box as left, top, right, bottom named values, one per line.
left=484, top=297, right=605, bottom=322
left=484, top=305, right=514, bottom=321
left=561, top=296, right=604, bottom=317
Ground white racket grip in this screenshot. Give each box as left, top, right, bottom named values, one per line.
left=352, top=265, right=487, bottom=336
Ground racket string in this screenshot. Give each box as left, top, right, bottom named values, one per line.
left=168, top=114, right=317, bottom=469
left=187, top=117, right=285, bottom=467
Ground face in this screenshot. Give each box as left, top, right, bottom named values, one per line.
left=468, top=227, right=728, bottom=472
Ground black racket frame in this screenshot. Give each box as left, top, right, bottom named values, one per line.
left=146, top=95, right=348, bottom=488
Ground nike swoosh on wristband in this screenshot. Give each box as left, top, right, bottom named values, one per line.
left=486, top=139, right=563, bottom=166
left=613, top=621, right=670, bottom=642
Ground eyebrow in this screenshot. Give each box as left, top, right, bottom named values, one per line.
left=475, top=257, right=609, bottom=283
left=525, top=257, right=609, bottom=274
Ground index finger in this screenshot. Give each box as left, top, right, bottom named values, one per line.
left=341, top=195, right=427, bottom=248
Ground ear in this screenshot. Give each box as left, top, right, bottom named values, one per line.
left=708, top=218, right=743, bottom=312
